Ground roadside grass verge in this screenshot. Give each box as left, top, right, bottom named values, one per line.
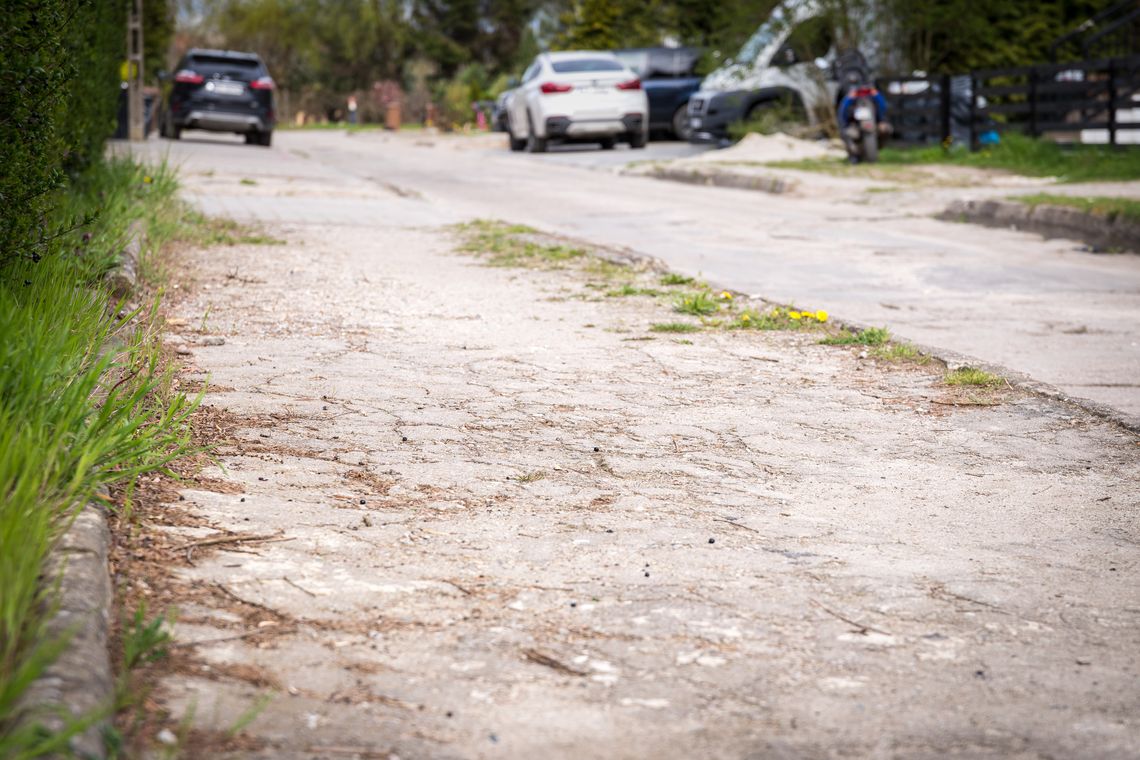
left=769, top=134, right=1140, bottom=183
left=1010, top=194, right=1140, bottom=224
left=0, top=158, right=198, bottom=758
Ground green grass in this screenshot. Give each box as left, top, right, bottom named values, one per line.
left=728, top=306, right=829, bottom=331
left=945, top=367, right=1005, bottom=388
left=0, top=158, right=197, bottom=757
left=1011, top=194, right=1140, bottom=224
left=650, top=322, right=702, bottom=333
left=606, top=285, right=664, bottom=298
left=180, top=211, right=285, bottom=247
left=454, top=219, right=585, bottom=268
left=871, top=342, right=930, bottom=364
left=819, top=327, right=891, bottom=346
left=878, top=133, right=1140, bottom=183
left=673, top=291, right=720, bottom=316
left=770, top=133, right=1140, bottom=184
left=659, top=273, right=695, bottom=286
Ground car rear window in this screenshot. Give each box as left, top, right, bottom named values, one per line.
left=551, top=59, right=624, bottom=73
left=187, top=55, right=262, bottom=80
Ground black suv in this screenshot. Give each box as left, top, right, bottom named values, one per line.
left=160, top=49, right=276, bottom=146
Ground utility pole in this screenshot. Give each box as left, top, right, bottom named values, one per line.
left=127, top=0, right=145, bottom=141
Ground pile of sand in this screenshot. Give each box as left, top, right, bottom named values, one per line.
left=688, top=132, right=843, bottom=164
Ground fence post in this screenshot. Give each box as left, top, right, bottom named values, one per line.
left=940, top=73, right=951, bottom=145
left=1108, top=58, right=1117, bottom=147
left=1028, top=67, right=1038, bottom=138
left=968, top=73, right=977, bottom=150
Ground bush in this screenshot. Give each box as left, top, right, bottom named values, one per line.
left=0, top=0, right=127, bottom=269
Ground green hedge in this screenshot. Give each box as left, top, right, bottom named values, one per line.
left=0, top=0, right=126, bottom=271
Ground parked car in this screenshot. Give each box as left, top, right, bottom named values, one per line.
left=506, top=51, right=649, bottom=153
left=614, top=47, right=702, bottom=140
left=159, top=49, right=276, bottom=147
left=491, top=84, right=517, bottom=132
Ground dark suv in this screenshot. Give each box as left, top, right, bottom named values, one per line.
left=614, top=47, right=702, bottom=140
left=160, top=49, right=276, bottom=146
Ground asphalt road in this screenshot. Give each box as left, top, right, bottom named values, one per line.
left=133, top=129, right=1140, bottom=423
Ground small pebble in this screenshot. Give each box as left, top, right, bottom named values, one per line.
left=593, top=446, right=600, bottom=452
left=240, top=497, right=245, bottom=502
left=360, top=498, right=366, bottom=505
left=708, top=537, right=715, bottom=544
left=569, top=601, right=577, bottom=608
left=402, top=436, right=408, bottom=442
left=644, top=571, right=650, bottom=577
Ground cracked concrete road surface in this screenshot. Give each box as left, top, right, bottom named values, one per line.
left=129, top=133, right=1138, bottom=759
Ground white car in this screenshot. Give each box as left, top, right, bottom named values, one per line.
left=506, top=51, right=649, bottom=153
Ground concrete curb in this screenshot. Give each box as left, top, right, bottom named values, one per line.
left=941, top=198, right=1140, bottom=253
left=747, top=296, right=1140, bottom=435
left=105, top=219, right=143, bottom=299
left=16, top=506, right=115, bottom=759
left=634, top=164, right=795, bottom=195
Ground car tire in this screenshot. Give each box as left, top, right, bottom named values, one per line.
left=629, top=130, right=647, bottom=149
left=259, top=130, right=273, bottom=147
left=508, top=124, right=526, bottom=152
left=671, top=105, right=692, bottom=141
left=244, top=132, right=258, bottom=145
left=525, top=113, right=547, bottom=153
left=599, top=137, right=616, bottom=150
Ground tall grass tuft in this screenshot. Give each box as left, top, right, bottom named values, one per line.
left=0, top=159, right=197, bottom=756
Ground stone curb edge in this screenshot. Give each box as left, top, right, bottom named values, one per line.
left=523, top=226, right=1140, bottom=435
left=630, top=164, right=794, bottom=195
left=17, top=223, right=142, bottom=758
left=941, top=198, right=1140, bottom=254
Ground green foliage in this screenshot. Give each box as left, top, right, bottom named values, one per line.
left=0, top=0, right=127, bottom=269
left=650, top=321, right=702, bottom=333
left=879, top=133, right=1140, bottom=183
left=945, top=367, right=1005, bottom=387
left=121, top=603, right=172, bottom=671
left=819, top=327, right=890, bottom=346
left=673, top=291, right=720, bottom=316
left=0, top=159, right=197, bottom=757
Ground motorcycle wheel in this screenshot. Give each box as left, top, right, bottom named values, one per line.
left=862, top=127, right=879, bottom=163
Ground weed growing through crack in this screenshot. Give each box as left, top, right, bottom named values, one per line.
left=607, top=284, right=665, bottom=298
left=651, top=322, right=702, bottom=333
left=659, top=273, right=695, bottom=286
left=729, top=306, right=828, bottom=331
left=455, top=219, right=585, bottom=269
left=945, top=367, right=1004, bottom=387
left=819, top=326, right=890, bottom=346
left=872, top=342, right=929, bottom=364
left=674, top=291, right=720, bottom=316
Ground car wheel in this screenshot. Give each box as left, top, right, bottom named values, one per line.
left=599, top=137, right=616, bottom=150
left=507, top=121, right=526, bottom=152
left=259, top=130, right=273, bottom=147
left=629, top=130, right=647, bottom=149
left=671, top=105, right=692, bottom=141
left=244, top=132, right=258, bottom=145
left=525, top=113, right=547, bottom=153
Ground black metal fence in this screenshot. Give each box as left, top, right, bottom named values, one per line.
left=878, top=55, right=1140, bottom=149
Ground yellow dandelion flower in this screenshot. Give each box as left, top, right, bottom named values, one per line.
left=815, top=310, right=828, bottom=322
left=741, top=313, right=751, bottom=322
left=789, top=311, right=801, bottom=320
left=720, top=291, right=733, bottom=300
left=143, top=175, right=153, bottom=184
